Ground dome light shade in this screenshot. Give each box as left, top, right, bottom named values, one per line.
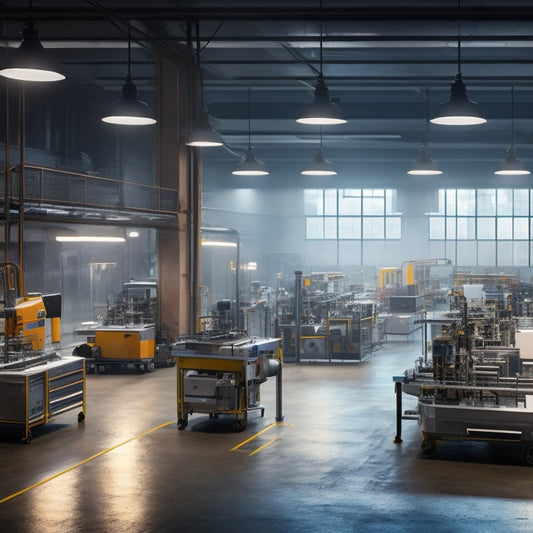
left=297, top=75, right=346, bottom=125
left=232, top=86, right=266, bottom=173
left=186, top=106, right=223, bottom=147
left=101, top=23, right=156, bottom=126
left=232, top=145, right=269, bottom=175
left=0, top=21, right=65, bottom=82
left=431, top=0, right=486, bottom=127
left=494, top=87, right=529, bottom=176
left=301, top=146, right=337, bottom=175
left=495, top=146, right=530, bottom=175
left=430, top=73, right=486, bottom=126
left=101, top=74, right=156, bottom=125
left=408, top=145, right=442, bottom=175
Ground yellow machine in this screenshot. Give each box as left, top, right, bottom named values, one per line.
left=171, top=333, right=283, bottom=431
left=0, top=262, right=62, bottom=354
left=0, top=262, right=86, bottom=443
left=95, top=327, right=155, bottom=360
left=74, top=325, right=156, bottom=373
left=73, top=279, right=173, bottom=370
left=379, top=267, right=401, bottom=290
left=379, top=259, right=452, bottom=291
left=0, top=262, right=52, bottom=351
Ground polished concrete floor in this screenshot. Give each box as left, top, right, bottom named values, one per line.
left=1, top=337, right=533, bottom=532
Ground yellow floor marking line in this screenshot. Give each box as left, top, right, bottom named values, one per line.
left=249, top=435, right=280, bottom=456
left=0, top=420, right=174, bottom=504
left=230, top=421, right=292, bottom=453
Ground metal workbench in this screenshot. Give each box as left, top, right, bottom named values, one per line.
left=0, top=355, right=86, bottom=442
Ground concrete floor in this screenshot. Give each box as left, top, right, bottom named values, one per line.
left=1, top=337, right=533, bottom=533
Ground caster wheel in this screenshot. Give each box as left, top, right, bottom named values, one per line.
left=421, top=436, right=436, bottom=457
left=233, top=417, right=247, bottom=432
left=144, top=362, right=155, bottom=373
left=21, top=431, right=32, bottom=444
left=524, top=445, right=533, bottom=465
left=178, top=418, right=188, bottom=430
left=78, top=411, right=86, bottom=423
left=97, top=365, right=106, bottom=374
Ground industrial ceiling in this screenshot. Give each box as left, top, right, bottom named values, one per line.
left=3, top=1, right=533, bottom=171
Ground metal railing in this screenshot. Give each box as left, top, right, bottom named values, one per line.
left=1, top=165, right=178, bottom=215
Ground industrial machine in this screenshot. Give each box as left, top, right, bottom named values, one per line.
left=0, top=263, right=86, bottom=442
left=74, top=324, right=155, bottom=373
left=73, top=279, right=172, bottom=372
left=277, top=271, right=381, bottom=363
left=393, top=291, right=533, bottom=464
left=171, top=332, right=283, bottom=431
left=379, top=258, right=452, bottom=293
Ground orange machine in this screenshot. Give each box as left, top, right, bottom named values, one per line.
left=0, top=262, right=62, bottom=351
left=0, top=263, right=85, bottom=443
left=74, top=325, right=156, bottom=373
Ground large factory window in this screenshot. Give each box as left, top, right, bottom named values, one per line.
left=428, top=188, right=532, bottom=266
left=304, top=188, right=401, bottom=240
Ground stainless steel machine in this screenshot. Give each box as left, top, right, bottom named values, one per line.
left=393, top=290, right=533, bottom=464
left=171, top=332, right=283, bottom=431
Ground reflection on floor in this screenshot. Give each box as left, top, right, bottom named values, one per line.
left=0, top=336, right=532, bottom=533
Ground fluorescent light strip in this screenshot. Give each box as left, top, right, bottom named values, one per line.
left=56, top=236, right=125, bottom=243
left=201, top=240, right=238, bottom=247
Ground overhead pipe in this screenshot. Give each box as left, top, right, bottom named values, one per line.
left=6, top=6, right=532, bottom=23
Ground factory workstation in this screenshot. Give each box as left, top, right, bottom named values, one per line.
left=4, top=2, right=533, bottom=532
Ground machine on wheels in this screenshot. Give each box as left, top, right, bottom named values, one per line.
left=171, top=332, right=283, bottom=431
left=73, top=280, right=172, bottom=372
left=73, top=324, right=155, bottom=373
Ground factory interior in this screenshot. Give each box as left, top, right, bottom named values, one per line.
left=4, top=1, right=533, bottom=531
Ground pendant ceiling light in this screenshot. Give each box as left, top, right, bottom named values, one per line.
left=101, top=21, right=156, bottom=126
left=495, top=87, right=530, bottom=176
left=0, top=12, right=65, bottom=82
left=408, top=88, right=442, bottom=175
left=296, top=0, right=346, bottom=125
left=408, top=146, right=442, bottom=176
left=186, top=104, right=224, bottom=147
left=186, top=22, right=223, bottom=147
left=233, top=87, right=268, bottom=176
left=430, top=0, right=486, bottom=126
left=301, top=127, right=337, bottom=176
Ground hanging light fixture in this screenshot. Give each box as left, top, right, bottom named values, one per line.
left=233, top=87, right=268, bottom=176
left=408, top=88, right=442, bottom=175
left=101, top=21, right=156, bottom=126
left=296, top=0, right=346, bottom=125
left=430, top=0, right=486, bottom=126
left=186, top=22, right=223, bottom=147
left=186, top=104, right=224, bottom=147
left=301, top=127, right=337, bottom=175
left=0, top=15, right=65, bottom=82
left=232, top=87, right=268, bottom=176
left=495, top=87, right=530, bottom=176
